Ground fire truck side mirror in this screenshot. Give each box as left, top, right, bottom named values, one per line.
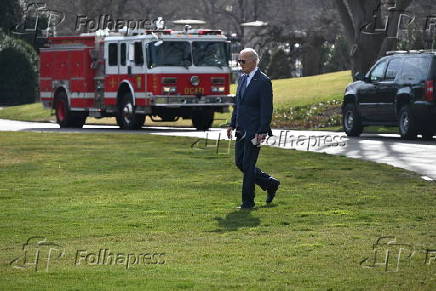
left=226, top=42, right=231, bottom=65
left=90, top=49, right=99, bottom=61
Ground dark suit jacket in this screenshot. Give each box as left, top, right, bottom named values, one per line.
left=230, top=69, right=273, bottom=137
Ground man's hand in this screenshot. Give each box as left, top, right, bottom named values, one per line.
left=227, top=127, right=234, bottom=139
left=255, top=133, right=267, bottom=144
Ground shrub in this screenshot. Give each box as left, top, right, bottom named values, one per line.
left=0, top=32, right=38, bottom=105
left=272, top=99, right=342, bottom=129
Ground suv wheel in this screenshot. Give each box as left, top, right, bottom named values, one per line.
left=421, top=127, right=434, bottom=140
left=342, top=103, right=363, bottom=137
left=399, top=105, right=417, bottom=140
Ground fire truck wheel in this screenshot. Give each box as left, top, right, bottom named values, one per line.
left=116, top=92, right=145, bottom=130
left=192, top=109, right=214, bottom=131
left=54, top=92, right=86, bottom=128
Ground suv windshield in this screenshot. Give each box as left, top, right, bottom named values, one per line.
left=147, top=41, right=191, bottom=67
left=192, top=42, right=228, bottom=66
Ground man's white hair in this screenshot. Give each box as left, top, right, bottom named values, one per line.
left=240, top=48, right=259, bottom=65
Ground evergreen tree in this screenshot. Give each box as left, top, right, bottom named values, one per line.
left=0, top=0, right=22, bottom=33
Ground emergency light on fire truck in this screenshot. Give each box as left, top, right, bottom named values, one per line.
left=39, top=19, right=235, bottom=130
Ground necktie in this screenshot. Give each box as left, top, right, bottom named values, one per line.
left=239, top=74, right=247, bottom=101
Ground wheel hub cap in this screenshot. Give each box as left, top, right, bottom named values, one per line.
left=401, top=113, right=409, bottom=132
left=346, top=112, right=353, bottom=129
left=56, top=100, right=65, bottom=121
left=122, top=103, right=133, bottom=124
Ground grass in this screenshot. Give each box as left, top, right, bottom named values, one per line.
left=270, top=71, right=351, bottom=107
left=0, top=102, right=52, bottom=123
left=0, top=131, right=435, bottom=290
left=0, top=103, right=230, bottom=128
left=0, top=71, right=352, bottom=128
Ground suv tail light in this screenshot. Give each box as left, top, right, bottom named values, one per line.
left=425, top=80, right=434, bottom=101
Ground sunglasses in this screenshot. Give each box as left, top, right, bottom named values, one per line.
left=237, top=59, right=248, bottom=64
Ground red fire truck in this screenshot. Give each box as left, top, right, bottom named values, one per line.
left=39, top=28, right=235, bottom=130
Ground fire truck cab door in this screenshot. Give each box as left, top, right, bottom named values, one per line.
left=118, top=42, right=128, bottom=75
left=128, top=41, right=145, bottom=75
left=105, top=41, right=128, bottom=75
left=105, top=41, right=120, bottom=93
left=105, top=42, right=119, bottom=75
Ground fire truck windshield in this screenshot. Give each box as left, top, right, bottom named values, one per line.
left=192, top=42, right=228, bottom=67
left=147, top=41, right=229, bottom=68
left=147, top=41, right=192, bottom=67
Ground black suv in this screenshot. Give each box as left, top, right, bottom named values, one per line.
left=342, top=51, right=436, bottom=140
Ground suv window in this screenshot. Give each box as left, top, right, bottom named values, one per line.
left=369, top=60, right=387, bottom=82
left=385, top=58, right=402, bottom=81
left=397, top=57, right=432, bottom=84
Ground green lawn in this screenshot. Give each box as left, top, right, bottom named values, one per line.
left=0, top=103, right=230, bottom=128
left=0, top=102, right=53, bottom=123
left=271, top=71, right=351, bottom=107
left=232, top=70, right=351, bottom=107
left=0, top=132, right=435, bottom=290
left=0, top=71, right=352, bottom=127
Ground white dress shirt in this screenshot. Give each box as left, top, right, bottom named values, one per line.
left=244, top=67, right=258, bottom=88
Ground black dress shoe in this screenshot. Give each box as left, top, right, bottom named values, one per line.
left=266, top=178, right=280, bottom=203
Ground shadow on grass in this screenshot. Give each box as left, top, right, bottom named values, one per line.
left=212, top=210, right=261, bottom=232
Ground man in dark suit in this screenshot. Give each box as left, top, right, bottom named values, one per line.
left=227, top=48, right=280, bottom=209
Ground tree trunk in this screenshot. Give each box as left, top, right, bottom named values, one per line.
left=302, top=33, right=324, bottom=76
left=377, top=0, right=413, bottom=57
left=335, top=0, right=412, bottom=77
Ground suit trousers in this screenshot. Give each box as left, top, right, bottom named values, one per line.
left=235, top=133, right=272, bottom=206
